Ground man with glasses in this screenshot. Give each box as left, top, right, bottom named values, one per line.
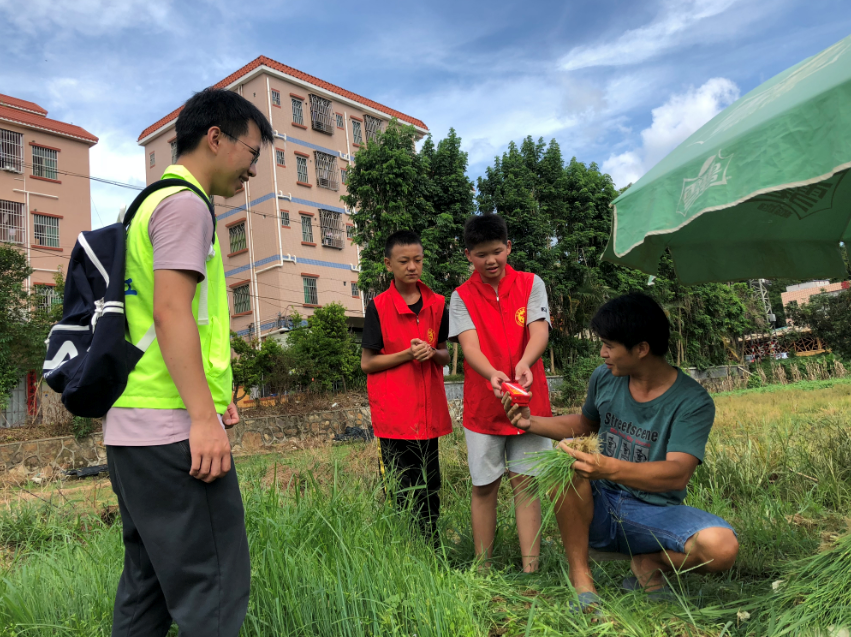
left=104, top=88, right=273, bottom=636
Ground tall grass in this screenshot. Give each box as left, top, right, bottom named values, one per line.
left=1, top=381, right=850, bottom=635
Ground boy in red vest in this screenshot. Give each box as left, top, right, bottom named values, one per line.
left=361, top=230, right=452, bottom=544
left=450, top=213, right=553, bottom=572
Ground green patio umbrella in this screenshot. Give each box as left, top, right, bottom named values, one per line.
left=603, top=34, right=851, bottom=284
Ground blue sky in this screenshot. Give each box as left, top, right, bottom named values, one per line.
left=2, top=0, right=849, bottom=227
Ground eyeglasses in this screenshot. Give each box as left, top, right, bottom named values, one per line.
left=220, top=129, right=261, bottom=165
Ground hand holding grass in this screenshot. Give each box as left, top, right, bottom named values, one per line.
left=558, top=441, right=610, bottom=481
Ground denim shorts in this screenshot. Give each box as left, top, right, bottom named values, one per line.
left=588, top=482, right=736, bottom=555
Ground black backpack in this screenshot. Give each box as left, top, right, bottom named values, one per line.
left=42, top=179, right=215, bottom=418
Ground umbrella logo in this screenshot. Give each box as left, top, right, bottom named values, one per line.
left=678, top=150, right=733, bottom=216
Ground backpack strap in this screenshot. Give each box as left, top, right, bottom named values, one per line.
left=123, top=178, right=217, bottom=243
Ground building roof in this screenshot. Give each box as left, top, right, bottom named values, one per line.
left=0, top=104, right=98, bottom=144
left=0, top=93, right=48, bottom=116
left=138, top=55, right=427, bottom=142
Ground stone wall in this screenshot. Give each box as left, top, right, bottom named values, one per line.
left=0, top=401, right=465, bottom=475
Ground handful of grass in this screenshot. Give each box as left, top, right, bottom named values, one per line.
left=512, top=434, right=602, bottom=503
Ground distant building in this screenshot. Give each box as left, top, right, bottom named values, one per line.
left=0, top=93, right=98, bottom=427
left=781, top=280, right=850, bottom=308
left=138, top=56, right=428, bottom=340
left=0, top=92, right=98, bottom=306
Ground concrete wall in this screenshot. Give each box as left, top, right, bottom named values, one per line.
left=444, top=375, right=564, bottom=402
left=0, top=400, right=464, bottom=475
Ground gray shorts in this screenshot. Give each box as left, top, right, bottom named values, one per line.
left=463, top=428, right=554, bottom=486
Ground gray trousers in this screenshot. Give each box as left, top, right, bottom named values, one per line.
left=107, top=442, right=250, bottom=637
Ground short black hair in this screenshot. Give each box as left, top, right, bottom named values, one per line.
left=174, top=88, right=274, bottom=158
left=590, top=293, right=670, bottom=356
left=384, top=230, right=423, bottom=259
left=464, top=214, right=508, bottom=250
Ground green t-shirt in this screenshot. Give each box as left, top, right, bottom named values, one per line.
left=581, top=364, right=715, bottom=506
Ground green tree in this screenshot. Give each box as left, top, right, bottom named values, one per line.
left=230, top=332, right=287, bottom=403
left=419, top=128, right=474, bottom=301
left=786, top=290, right=851, bottom=359
left=287, top=304, right=359, bottom=392
left=342, top=119, right=433, bottom=298
left=0, top=246, right=57, bottom=409
left=476, top=137, right=555, bottom=277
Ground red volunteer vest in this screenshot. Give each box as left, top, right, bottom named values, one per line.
left=456, top=265, right=552, bottom=436
left=367, top=280, right=453, bottom=440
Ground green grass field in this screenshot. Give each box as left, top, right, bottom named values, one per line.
left=1, top=379, right=851, bottom=636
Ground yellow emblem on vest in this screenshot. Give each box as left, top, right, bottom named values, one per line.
left=515, top=307, right=526, bottom=327
left=427, top=328, right=436, bottom=345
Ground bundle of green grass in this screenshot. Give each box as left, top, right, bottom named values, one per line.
left=517, top=434, right=601, bottom=504
left=764, top=531, right=851, bottom=634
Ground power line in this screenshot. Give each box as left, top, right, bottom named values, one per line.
left=13, top=160, right=356, bottom=229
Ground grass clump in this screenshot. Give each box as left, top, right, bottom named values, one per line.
left=2, top=382, right=851, bottom=635
left=760, top=531, right=851, bottom=634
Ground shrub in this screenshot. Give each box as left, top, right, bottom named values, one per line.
left=71, top=416, right=94, bottom=440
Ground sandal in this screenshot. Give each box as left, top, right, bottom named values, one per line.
left=568, top=591, right=603, bottom=615
left=622, top=575, right=676, bottom=601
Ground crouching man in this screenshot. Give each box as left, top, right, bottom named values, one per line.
left=503, top=293, right=738, bottom=608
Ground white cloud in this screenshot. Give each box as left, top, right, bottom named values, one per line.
left=602, top=77, right=740, bottom=188
left=560, top=0, right=740, bottom=71
left=0, top=0, right=178, bottom=36
left=89, top=131, right=146, bottom=228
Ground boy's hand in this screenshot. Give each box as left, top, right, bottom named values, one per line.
left=490, top=370, right=510, bottom=398
left=514, top=361, right=533, bottom=389
left=501, top=392, right=532, bottom=430
left=411, top=338, right=434, bottom=362
left=223, top=402, right=239, bottom=429
left=189, top=416, right=232, bottom=483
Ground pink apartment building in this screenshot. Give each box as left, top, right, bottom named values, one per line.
left=137, top=56, right=428, bottom=341
left=0, top=93, right=98, bottom=307
left=781, top=280, right=850, bottom=309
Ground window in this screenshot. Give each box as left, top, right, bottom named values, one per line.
left=364, top=114, right=382, bottom=143
left=34, top=285, right=59, bottom=313
left=309, top=94, right=333, bottom=134
left=341, top=168, right=347, bottom=184
left=336, top=113, right=344, bottom=129
left=0, top=200, right=24, bottom=244
left=351, top=282, right=359, bottom=297
left=314, top=151, right=338, bottom=190
left=148, top=151, right=155, bottom=168
left=271, top=89, right=281, bottom=107
left=33, top=146, right=58, bottom=180
left=301, top=214, right=314, bottom=243
left=275, top=148, right=286, bottom=166
left=0, top=129, right=23, bottom=173
left=280, top=210, right=290, bottom=227
left=346, top=224, right=354, bottom=239
left=291, top=98, right=304, bottom=126
left=351, top=120, right=363, bottom=145
left=319, top=209, right=343, bottom=249
left=233, top=284, right=250, bottom=314
left=170, top=141, right=178, bottom=164
left=33, top=214, right=59, bottom=248
left=303, top=277, right=318, bottom=305
left=296, top=155, right=308, bottom=184
left=228, top=222, right=246, bottom=253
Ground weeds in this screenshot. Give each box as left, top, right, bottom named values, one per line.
left=1, top=382, right=850, bottom=635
